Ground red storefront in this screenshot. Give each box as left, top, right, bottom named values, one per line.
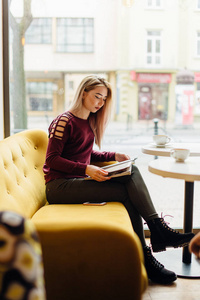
left=131, top=72, right=171, bottom=120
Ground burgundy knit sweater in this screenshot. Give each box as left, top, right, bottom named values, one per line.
left=43, top=111, right=116, bottom=183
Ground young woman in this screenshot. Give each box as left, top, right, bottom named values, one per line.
left=43, top=75, right=194, bottom=284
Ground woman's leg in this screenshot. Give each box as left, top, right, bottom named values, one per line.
left=46, top=176, right=177, bottom=284
left=124, top=165, right=194, bottom=252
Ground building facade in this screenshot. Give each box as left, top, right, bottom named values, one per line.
left=9, top=0, right=200, bottom=131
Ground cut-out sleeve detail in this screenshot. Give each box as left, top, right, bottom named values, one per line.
left=49, top=115, right=70, bottom=141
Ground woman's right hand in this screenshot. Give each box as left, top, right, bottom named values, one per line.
left=86, top=165, right=111, bottom=182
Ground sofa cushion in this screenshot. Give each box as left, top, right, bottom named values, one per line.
left=32, top=202, right=147, bottom=300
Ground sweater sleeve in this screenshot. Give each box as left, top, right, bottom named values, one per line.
left=45, top=116, right=87, bottom=176
left=91, top=150, right=116, bottom=162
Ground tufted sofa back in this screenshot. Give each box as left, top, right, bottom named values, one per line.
left=0, top=129, right=48, bottom=218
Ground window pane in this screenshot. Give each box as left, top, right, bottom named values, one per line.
left=56, top=18, right=94, bottom=53
left=155, top=56, right=160, bottom=64
left=147, top=56, right=152, bottom=63
left=156, top=40, right=160, bottom=53
left=25, top=18, right=52, bottom=44
left=147, top=40, right=152, bottom=52
left=156, top=0, right=161, bottom=6
left=147, top=30, right=160, bottom=36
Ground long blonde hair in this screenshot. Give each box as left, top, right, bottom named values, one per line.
left=70, top=75, right=112, bottom=148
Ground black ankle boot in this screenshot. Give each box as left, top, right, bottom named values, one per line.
left=143, top=246, right=177, bottom=284
left=147, top=218, right=195, bottom=252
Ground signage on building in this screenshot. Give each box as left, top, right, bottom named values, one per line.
left=194, top=72, right=200, bottom=82
left=136, top=73, right=171, bottom=83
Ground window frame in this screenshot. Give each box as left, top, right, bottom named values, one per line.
left=56, top=17, right=94, bottom=53
left=2, top=0, right=10, bottom=137
left=145, top=30, right=162, bottom=67
left=26, top=81, right=54, bottom=112
left=25, top=17, right=52, bottom=45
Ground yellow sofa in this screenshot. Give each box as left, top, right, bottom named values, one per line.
left=0, top=129, right=148, bottom=300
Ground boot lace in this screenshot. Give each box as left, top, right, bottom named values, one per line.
left=144, top=212, right=174, bottom=226
left=146, top=247, right=164, bottom=269
left=160, top=217, right=179, bottom=234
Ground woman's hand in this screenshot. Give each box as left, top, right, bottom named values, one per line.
left=115, top=153, right=130, bottom=162
left=86, top=165, right=111, bottom=182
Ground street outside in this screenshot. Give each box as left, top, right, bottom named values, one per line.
left=28, top=116, right=200, bottom=230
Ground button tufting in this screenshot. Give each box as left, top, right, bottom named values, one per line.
left=34, top=146, right=38, bottom=150
left=34, top=166, right=37, bottom=170
left=7, top=190, right=10, bottom=194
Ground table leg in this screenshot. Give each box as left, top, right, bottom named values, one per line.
left=154, top=180, right=200, bottom=278
left=182, top=181, right=194, bottom=264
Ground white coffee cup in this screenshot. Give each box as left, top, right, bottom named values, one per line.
left=153, top=135, right=171, bottom=146
left=170, top=148, right=190, bottom=162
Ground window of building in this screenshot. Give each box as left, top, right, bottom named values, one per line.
left=25, top=18, right=52, bottom=44
left=197, top=0, right=200, bottom=9
left=146, top=0, right=162, bottom=9
left=197, top=32, right=200, bottom=56
left=26, top=82, right=54, bottom=111
left=146, top=31, right=161, bottom=66
left=56, top=18, right=94, bottom=53
left=68, top=81, right=74, bottom=90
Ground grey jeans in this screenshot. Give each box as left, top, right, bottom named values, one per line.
left=46, top=165, right=158, bottom=247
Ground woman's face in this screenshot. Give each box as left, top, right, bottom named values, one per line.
left=82, top=86, right=108, bottom=114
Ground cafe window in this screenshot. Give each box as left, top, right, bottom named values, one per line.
left=197, top=32, right=200, bottom=56
left=26, top=82, right=54, bottom=111
left=25, top=18, right=52, bottom=44
left=56, top=18, right=94, bottom=53
left=197, top=0, right=200, bottom=9
left=146, top=30, right=161, bottom=66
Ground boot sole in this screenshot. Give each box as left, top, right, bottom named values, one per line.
left=152, top=240, right=191, bottom=253
left=149, top=274, right=177, bottom=285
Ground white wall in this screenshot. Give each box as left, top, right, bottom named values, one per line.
left=0, top=1, right=4, bottom=140
left=16, top=0, right=118, bottom=72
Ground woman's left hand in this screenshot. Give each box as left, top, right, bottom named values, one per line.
left=115, top=153, right=130, bottom=162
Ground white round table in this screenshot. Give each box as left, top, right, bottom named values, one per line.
left=142, top=142, right=200, bottom=157
left=149, top=157, right=200, bottom=278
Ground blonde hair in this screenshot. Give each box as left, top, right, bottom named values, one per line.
left=70, top=75, right=112, bottom=148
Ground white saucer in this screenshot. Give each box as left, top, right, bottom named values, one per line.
left=150, top=143, right=173, bottom=148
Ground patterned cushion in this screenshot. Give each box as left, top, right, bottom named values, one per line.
left=0, top=211, right=46, bottom=300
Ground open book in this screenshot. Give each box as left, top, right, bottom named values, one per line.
left=101, top=158, right=137, bottom=178
left=86, top=158, right=137, bottom=180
